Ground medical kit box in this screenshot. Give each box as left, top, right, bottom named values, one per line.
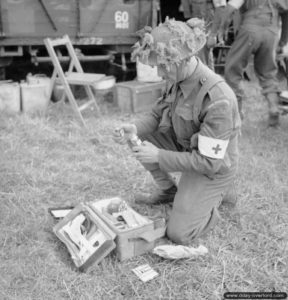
left=53, top=197, right=166, bottom=269
left=89, top=197, right=166, bottom=261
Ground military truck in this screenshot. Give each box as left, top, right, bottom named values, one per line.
left=0, top=0, right=158, bottom=78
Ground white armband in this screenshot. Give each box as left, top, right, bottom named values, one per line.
left=228, top=0, right=244, bottom=10
left=212, top=0, right=227, bottom=7
left=198, top=135, right=229, bottom=159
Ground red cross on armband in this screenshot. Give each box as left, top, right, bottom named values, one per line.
left=212, top=144, right=222, bottom=155
left=198, top=135, right=229, bottom=159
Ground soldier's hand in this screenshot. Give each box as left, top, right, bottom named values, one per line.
left=113, top=124, right=137, bottom=145
left=277, top=42, right=288, bottom=56
left=217, top=31, right=225, bottom=45
left=206, top=34, right=217, bottom=49
left=133, top=141, right=159, bottom=164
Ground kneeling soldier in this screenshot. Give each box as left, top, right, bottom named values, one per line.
left=113, top=18, right=241, bottom=245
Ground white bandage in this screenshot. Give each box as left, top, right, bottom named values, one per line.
left=198, top=135, right=229, bottom=159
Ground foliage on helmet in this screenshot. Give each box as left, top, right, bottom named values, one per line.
left=131, top=17, right=207, bottom=68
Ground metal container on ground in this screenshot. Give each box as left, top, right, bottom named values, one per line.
left=0, top=81, right=21, bottom=113
left=20, top=81, right=50, bottom=113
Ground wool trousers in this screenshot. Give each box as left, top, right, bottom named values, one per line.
left=224, top=23, right=280, bottom=99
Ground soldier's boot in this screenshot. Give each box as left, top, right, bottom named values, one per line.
left=219, top=182, right=241, bottom=225
left=221, top=182, right=237, bottom=209
left=279, top=91, right=288, bottom=114
left=266, top=93, right=280, bottom=127
left=134, top=185, right=177, bottom=205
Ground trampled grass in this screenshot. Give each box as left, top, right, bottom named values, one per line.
left=0, top=82, right=287, bottom=300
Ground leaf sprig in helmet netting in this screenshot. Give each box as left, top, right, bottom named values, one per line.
left=131, top=17, right=207, bottom=69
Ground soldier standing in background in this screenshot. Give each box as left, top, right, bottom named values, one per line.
left=180, top=0, right=227, bottom=69
left=209, top=0, right=288, bottom=126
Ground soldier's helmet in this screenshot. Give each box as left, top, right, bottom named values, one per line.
left=131, top=17, right=206, bottom=69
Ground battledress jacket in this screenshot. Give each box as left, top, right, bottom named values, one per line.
left=134, top=59, right=241, bottom=179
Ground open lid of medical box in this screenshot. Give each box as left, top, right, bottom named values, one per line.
left=53, top=202, right=116, bottom=272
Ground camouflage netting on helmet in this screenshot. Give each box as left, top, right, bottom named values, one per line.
left=131, top=17, right=207, bottom=68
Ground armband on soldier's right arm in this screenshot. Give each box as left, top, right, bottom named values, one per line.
left=212, top=0, right=226, bottom=8
left=213, top=0, right=244, bottom=9
left=226, top=0, right=244, bottom=10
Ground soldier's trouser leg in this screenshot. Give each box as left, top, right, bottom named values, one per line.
left=167, top=170, right=235, bottom=245
left=224, top=27, right=256, bottom=118
left=197, top=45, right=214, bottom=71
left=252, top=29, right=280, bottom=125
left=253, top=28, right=279, bottom=95
left=139, top=130, right=182, bottom=190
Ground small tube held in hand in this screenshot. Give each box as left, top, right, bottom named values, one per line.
left=129, top=134, right=142, bottom=146
left=115, top=128, right=125, bottom=137
left=114, top=128, right=142, bottom=146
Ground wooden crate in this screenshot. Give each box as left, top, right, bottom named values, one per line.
left=115, top=80, right=166, bottom=113
left=89, top=197, right=166, bottom=261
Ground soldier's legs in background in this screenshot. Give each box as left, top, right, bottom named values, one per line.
left=167, top=170, right=235, bottom=245
left=225, top=28, right=256, bottom=119
left=253, top=30, right=280, bottom=126
left=197, top=45, right=214, bottom=70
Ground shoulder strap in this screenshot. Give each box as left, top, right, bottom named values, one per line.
left=192, top=73, right=224, bottom=127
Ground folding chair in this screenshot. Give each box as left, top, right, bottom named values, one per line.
left=213, top=45, right=230, bottom=74
left=44, top=34, right=106, bottom=126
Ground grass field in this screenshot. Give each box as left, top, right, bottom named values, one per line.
left=0, top=82, right=288, bottom=300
